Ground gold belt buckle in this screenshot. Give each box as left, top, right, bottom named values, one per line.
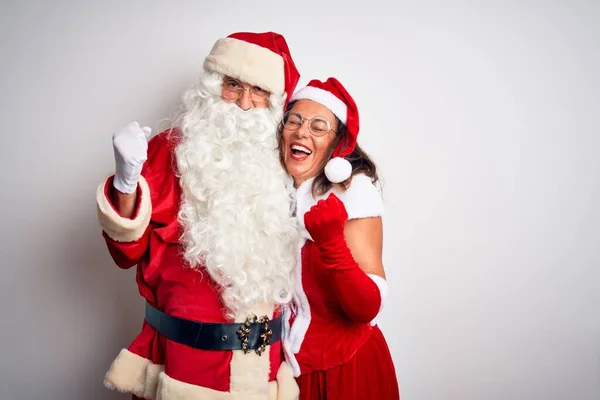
left=237, top=314, right=272, bottom=356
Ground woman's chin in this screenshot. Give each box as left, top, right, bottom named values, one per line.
left=285, top=160, right=319, bottom=187
left=285, top=162, right=302, bottom=178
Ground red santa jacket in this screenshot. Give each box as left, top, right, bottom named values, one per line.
left=96, top=130, right=298, bottom=399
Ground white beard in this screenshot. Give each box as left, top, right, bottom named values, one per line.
left=174, top=72, right=298, bottom=320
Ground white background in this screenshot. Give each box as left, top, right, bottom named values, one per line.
left=1, top=1, right=598, bottom=399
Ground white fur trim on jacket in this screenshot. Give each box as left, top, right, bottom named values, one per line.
left=104, top=348, right=164, bottom=399
left=367, top=274, right=388, bottom=326
left=96, top=175, right=152, bottom=242
left=274, top=362, right=299, bottom=400
left=282, top=238, right=309, bottom=377
left=156, top=372, right=289, bottom=400
left=204, top=37, right=285, bottom=96
left=290, top=86, right=347, bottom=124
left=230, top=303, right=274, bottom=396
left=155, top=303, right=292, bottom=399
left=283, top=173, right=385, bottom=376
left=296, top=173, right=384, bottom=241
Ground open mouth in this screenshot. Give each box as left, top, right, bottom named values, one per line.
left=290, top=143, right=312, bottom=161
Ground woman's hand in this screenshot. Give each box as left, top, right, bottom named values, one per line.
left=304, top=193, right=348, bottom=245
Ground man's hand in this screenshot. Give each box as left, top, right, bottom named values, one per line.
left=112, top=121, right=152, bottom=194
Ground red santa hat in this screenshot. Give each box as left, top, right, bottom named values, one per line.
left=203, top=31, right=300, bottom=106
left=290, top=77, right=359, bottom=183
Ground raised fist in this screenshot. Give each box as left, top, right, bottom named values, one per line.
left=303, top=193, right=349, bottom=245
left=112, top=121, right=151, bottom=194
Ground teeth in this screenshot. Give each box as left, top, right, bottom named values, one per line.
left=291, top=144, right=312, bottom=155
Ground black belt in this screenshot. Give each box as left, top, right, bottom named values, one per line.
left=144, top=303, right=281, bottom=356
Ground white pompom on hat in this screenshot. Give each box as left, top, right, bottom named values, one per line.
left=289, top=77, right=359, bottom=183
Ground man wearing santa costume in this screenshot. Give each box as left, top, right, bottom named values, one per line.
left=96, top=31, right=301, bottom=399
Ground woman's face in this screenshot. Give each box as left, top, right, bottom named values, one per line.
left=281, top=100, right=338, bottom=187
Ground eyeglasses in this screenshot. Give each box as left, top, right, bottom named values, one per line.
left=221, top=77, right=270, bottom=105
left=282, top=111, right=337, bottom=137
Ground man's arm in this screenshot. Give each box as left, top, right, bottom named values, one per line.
left=113, top=190, right=137, bottom=218
left=96, top=121, right=153, bottom=268
left=97, top=174, right=153, bottom=268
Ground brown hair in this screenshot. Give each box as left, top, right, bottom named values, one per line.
left=277, top=104, right=379, bottom=197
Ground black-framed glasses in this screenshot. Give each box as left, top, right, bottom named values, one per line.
left=282, top=111, right=337, bottom=137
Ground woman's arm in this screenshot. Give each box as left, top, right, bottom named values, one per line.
left=305, top=194, right=385, bottom=324
left=344, top=216, right=386, bottom=279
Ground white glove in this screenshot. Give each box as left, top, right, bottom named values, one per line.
left=112, top=121, right=152, bottom=194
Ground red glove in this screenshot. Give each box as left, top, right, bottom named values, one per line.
left=304, top=193, right=381, bottom=324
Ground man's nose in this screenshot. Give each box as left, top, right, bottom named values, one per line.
left=237, top=90, right=253, bottom=111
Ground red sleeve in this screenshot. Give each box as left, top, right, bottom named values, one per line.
left=96, top=130, right=180, bottom=268
left=100, top=175, right=152, bottom=269
left=96, top=131, right=174, bottom=268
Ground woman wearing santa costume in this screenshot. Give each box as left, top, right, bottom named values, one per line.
left=96, top=32, right=302, bottom=399
left=279, top=78, right=400, bottom=399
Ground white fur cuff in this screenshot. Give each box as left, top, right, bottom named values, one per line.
left=96, top=175, right=152, bottom=242
left=104, top=348, right=163, bottom=399
left=367, top=274, right=388, bottom=326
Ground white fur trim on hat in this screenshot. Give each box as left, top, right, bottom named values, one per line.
left=324, top=157, right=352, bottom=183
left=290, top=86, right=347, bottom=124
left=204, top=37, right=285, bottom=95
